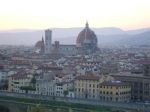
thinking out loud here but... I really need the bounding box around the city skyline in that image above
[0,0,150,30]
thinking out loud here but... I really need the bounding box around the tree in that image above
[27,104,46,112]
[20,86,36,94]
[68,108,73,112]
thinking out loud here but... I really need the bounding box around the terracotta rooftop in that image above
[100,80,130,86]
[11,73,29,80]
[76,74,101,81]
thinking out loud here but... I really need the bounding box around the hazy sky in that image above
[0,0,150,30]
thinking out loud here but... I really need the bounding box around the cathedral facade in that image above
[35,22,98,56]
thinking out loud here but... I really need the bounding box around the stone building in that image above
[74,74,113,99]
[8,73,33,93]
[99,81,131,102]
[111,73,150,101]
[111,62,150,102]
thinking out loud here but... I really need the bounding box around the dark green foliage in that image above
[0,105,9,112]
[20,86,36,93]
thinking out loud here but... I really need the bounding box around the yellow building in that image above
[99,81,131,102]
[74,74,113,99]
[8,73,33,93]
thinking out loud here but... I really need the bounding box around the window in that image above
[93,84,95,88]
[103,96,105,100]
[110,97,112,101]
[144,83,149,89]
[97,85,99,88]
[78,88,80,92]
[116,98,118,101]
[82,83,84,87]
[93,89,95,93]
[88,89,91,92]
[144,91,149,95]
[78,83,80,86]
[89,84,91,87]
[100,91,102,94]
[100,96,102,100]
[107,97,109,101]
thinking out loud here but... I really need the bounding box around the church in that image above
[35,22,98,56]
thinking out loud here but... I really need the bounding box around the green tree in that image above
[20,86,36,94]
[27,104,45,112]
[63,90,68,97]
[68,108,73,112]
[56,108,64,112]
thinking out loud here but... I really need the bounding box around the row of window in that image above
[77,83,99,88]
[100,91,131,95]
[77,94,96,98]
[99,96,130,101]
[100,85,130,89]
[76,88,98,93]
[39,91,54,96]
[36,87,54,91]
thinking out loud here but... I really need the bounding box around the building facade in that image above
[8,73,33,93]
[111,73,150,102]
[74,74,113,99]
[99,81,131,102]
[36,78,55,96]
[74,74,101,99]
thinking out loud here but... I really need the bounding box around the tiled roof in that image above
[100,80,130,86]
[11,73,29,80]
[76,74,100,81]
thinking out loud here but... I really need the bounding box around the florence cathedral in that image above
[35,22,99,55]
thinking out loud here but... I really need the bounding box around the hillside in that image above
[0,27,150,46]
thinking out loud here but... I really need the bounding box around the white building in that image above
[55,81,74,97]
[36,74,55,96]
[45,29,52,54]
[36,79,55,96]
[0,71,8,82]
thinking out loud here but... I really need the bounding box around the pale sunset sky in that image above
[0,0,150,30]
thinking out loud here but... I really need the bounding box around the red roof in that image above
[76,74,101,81]
[35,40,44,49]
[76,23,97,46]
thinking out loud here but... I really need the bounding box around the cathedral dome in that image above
[76,22,97,47]
[35,38,44,49]
[35,41,43,49]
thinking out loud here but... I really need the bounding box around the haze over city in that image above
[0,0,150,46]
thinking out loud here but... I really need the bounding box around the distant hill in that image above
[0,27,150,46]
[123,31,150,45]
[127,27,150,35]
[98,31,150,46]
